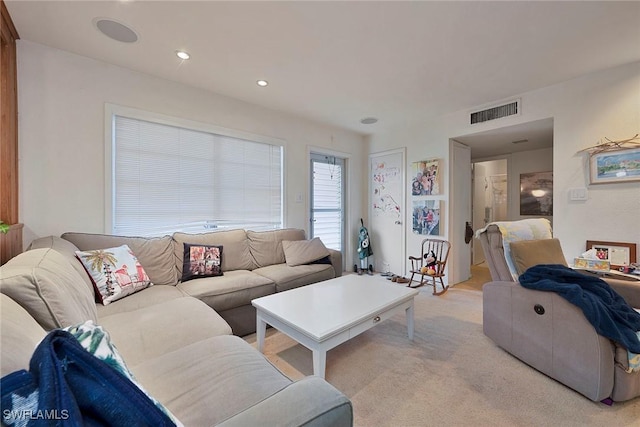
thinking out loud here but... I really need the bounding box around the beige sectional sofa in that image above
[0,228,351,426]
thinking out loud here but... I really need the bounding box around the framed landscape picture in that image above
[589,147,640,184]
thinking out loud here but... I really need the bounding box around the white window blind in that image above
[311,157,343,251]
[112,115,283,236]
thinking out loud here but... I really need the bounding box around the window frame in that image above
[104,104,286,235]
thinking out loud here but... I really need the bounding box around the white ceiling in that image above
[6,0,640,141]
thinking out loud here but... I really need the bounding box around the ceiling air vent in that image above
[470,100,520,125]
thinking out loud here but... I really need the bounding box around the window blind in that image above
[112,115,283,236]
[311,160,343,251]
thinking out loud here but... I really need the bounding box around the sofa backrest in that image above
[29,235,95,295]
[247,228,306,268]
[173,229,256,277]
[62,232,179,286]
[0,294,47,377]
[0,248,98,330]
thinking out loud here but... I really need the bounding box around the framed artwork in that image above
[586,240,637,269]
[411,159,441,196]
[589,147,640,184]
[519,171,553,216]
[412,200,442,236]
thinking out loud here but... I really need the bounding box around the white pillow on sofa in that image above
[282,238,330,267]
[76,245,152,305]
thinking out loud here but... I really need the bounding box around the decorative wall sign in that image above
[412,200,442,236]
[519,171,553,216]
[411,159,441,196]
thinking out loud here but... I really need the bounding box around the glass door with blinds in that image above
[310,153,345,252]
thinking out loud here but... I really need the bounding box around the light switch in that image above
[568,187,588,201]
[295,193,304,203]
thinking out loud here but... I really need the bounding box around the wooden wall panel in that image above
[0,0,20,264]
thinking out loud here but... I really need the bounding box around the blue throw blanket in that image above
[520,264,640,353]
[1,330,175,426]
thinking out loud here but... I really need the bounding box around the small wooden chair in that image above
[408,239,451,295]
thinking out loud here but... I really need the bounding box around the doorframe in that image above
[368,147,406,275]
[471,155,511,265]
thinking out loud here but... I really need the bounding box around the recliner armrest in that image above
[605,277,640,308]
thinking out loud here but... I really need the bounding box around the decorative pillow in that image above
[181,243,223,282]
[282,238,330,267]
[510,238,568,276]
[76,244,153,305]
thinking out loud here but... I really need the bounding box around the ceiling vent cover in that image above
[470,100,520,124]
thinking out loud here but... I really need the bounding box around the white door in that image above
[369,148,405,275]
[449,141,472,284]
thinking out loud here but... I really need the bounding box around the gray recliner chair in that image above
[477,222,640,402]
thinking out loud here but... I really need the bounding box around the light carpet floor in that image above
[245,277,640,426]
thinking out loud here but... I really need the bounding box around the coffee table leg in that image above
[312,349,327,379]
[256,312,266,353]
[406,302,415,340]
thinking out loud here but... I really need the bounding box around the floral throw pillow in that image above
[76,244,153,305]
[181,244,223,282]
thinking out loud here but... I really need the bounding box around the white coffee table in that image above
[252,274,419,378]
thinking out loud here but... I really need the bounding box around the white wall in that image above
[369,61,640,277]
[17,41,367,268]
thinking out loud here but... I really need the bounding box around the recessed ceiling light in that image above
[94,18,138,43]
[360,117,378,125]
[256,80,269,87]
[176,50,190,60]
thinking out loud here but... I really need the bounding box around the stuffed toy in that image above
[420,250,437,275]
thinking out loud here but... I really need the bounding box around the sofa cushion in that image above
[177,270,275,313]
[0,249,98,330]
[0,294,47,376]
[282,237,330,267]
[253,263,335,293]
[28,236,94,295]
[62,320,181,424]
[510,238,568,276]
[76,244,153,305]
[173,229,256,275]
[181,243,223,282]
[96,285,188,318]
[99,296,232,366]
[129,335,291,426]
[62,233,179,286]
[247,228,305,268]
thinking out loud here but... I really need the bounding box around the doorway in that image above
[472,158,508,264]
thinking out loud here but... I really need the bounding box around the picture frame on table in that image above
[589,147,640,184]
[586,240,637,269]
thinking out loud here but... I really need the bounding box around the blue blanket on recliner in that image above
[519,264,640,353]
